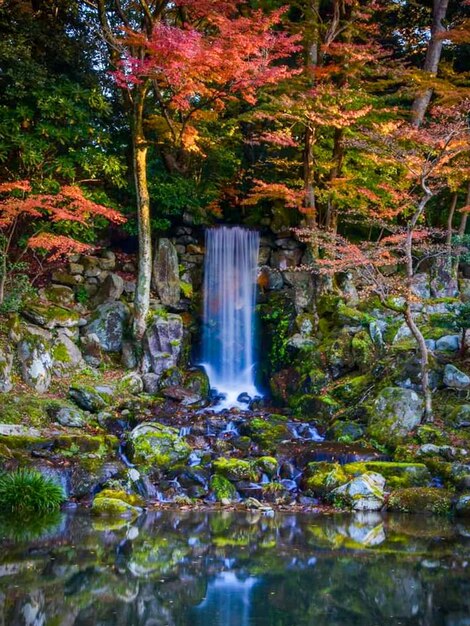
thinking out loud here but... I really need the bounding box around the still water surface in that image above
[0,510,470,625]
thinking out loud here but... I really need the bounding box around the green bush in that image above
[0,469,65,513]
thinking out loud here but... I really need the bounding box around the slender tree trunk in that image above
[404,186,433,421]
[411,0,449,128]
[132,88,152,341]
[458,181,470,236]
[446,192,458,246]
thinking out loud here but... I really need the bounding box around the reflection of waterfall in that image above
[192,572,258,626]
[201,227,261,408]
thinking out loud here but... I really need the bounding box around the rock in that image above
[83,301,130,353]
[69,385,111,413]
[331,472,385,511]
[417,443,457,461]
[258,266,284,291]
[342,461,431,489]
[129,422,191,471]
[0,346,13,393]
[455,494,470,517]
[117,372,143,395]
[271,248,302,269]
[368,387,423,445]
[369,320,384,347]
[92,495,141,519]
[142,312,183,376]
[69,262,84,275]
[22,302,81,329]
[17,326,53,392]
[213,457,259,482]
[161,385,201,406]
[80,333,102,367]
[40,285,75,306]
[459,278,470,302]
[183,368,210,401]
[52,271,84,286]
[327,420,364,442]
[152,238,180,306]
[211,474,238,502]
[338,272,359,305]
[142,373,160,394]
[52,333,84,373]
[443,364,470,389]
[447,405,470,429]
[92,273,124,305]
[287,333,316,349]
[121,340,138,369]
[436,335,460,352]
[411,273,430,299]
[393,323,412,343]
[387,487,452,515]
[53,406,86,428]
[283,271,315,311]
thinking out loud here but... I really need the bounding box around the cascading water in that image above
[201,226,261,409]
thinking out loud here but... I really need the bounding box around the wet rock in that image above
[17,325,53,392]
[368,387,423,445]
[83,301,130,353]
[129,422,191,471]
[0,345,13,393]
[304,462,349,497]
[152,238,180,306]
[92,492,142,519]
[331,472,385,511]
[161,386,201,406]
[93,273,124,305]
[142,312,183,376]
[444,364,470,389]
[213,457,260,482]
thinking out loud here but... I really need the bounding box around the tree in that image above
[87,0,299,340]
[0,180,125,309]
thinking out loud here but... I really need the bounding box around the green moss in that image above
[331,374,371,403]
[336,303,374,326]
[343,462,431,489]
[52,342,72,363]
[96,488,144,506]
[292,394,340,421]
[130,423,191,472]
[351,331,375,371]
[213,457,259,482]
[211,474,238,502]
[92,496,141,518]
[304,462,348,497]
[416,425,449,445]
[388,487,452,515]
[242,417,289,453]
[254,456,278,477]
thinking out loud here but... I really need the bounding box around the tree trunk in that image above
[132,88,152,341]
[458,181,470,236]
[446,192,458,246]
[411,0,449,128]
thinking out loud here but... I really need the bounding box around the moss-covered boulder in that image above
[304,462,349,497]
[183,368,210,401]
[17,325,53,393]
[240,416,289,453]
[52,333,84,373]
[92,492,142,519]
[129,422,191,472]
[343,462,431,490]
[387,487,452,515]
[254,456,278,477]
[368,387,423,446]
[213,458,259,482]
[326,420,364,442]
[69,384,113,413]
[446,405,470,429]
[211,474,238,503]
[351,331,376,372]
[330,472,385,511]
[83,301,130,353]
[22,302,81,329]
[117,372,144,395]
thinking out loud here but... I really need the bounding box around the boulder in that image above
[142,373,160,394]
[443,364,470,389]
[129,422,191,471]
[387,487,452,515]
[17,325,53,393]
[283,271,315,311]
[330,472,385,511]
[40,285,75,307]
[436,335,460,352]
[117,372,143,395]
[69,385,112,413]
[121,340,138,369]
[368,387,423,445]
[152,238,180,306]
[455,494,470,517]
[52,332,84,373]
[22,302,82,329]
[447,405,470,429]
[80,333,102,367]
[161,385,202,406]
[258,266,284,291]
[53,406,86,428]
[0,346,13,393]
[82,301,130,353]
[142,312,183,376]
[93,273,124,305]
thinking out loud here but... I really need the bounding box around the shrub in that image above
[0,469,65,514]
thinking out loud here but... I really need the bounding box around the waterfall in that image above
[202,226,261,408]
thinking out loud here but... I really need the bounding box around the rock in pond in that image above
[129,423,191,471]
[330,472,385,511]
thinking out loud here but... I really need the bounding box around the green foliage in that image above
[0,469,65,514]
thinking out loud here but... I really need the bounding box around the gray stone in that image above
[122,340,138,369]
[436,335,460,352]
[0,346,13,393]
[83,301,130,352]
[444,364,470,389]
[331,472,385,511]
[93,273,124,305]
[98,257,116,271]
[80,333,102,367]
[417,443,457,460]
[17,327,53,393]
[393,323,413,343]
[0,424,41,437]
[339,272,359,305]
[161,385,201,406]
[69,385,111,413]
[258,266,284,291]
[52,271,84,286]
[52,333,84,373]
[369,321,384,348]
[369,387,424,443]
[271,248,302,269]
[152,238,180,306]
[118,372,144,395]
[142,373,160,394]
[54,406,86,428]
[283,271,315,312]
[411,273,430,299]
[142,313,183,376]
[22,302,81,329]
[287,333,316,349]
[40,285,75,306]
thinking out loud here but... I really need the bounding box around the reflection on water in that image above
[0,510,470,625]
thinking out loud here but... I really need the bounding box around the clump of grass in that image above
[0,469,65,514]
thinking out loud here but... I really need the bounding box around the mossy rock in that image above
[92,496,141,519]
[96,488,144,507]
[211,474,238,502]
[213,458,259,482]
[240,416,289,453]
[292,394,340,422]
[326,420,365,443]
[336,303,374,327]
[416,424,449,445]
[351,331,376,372]
[343,462,431,489]
[69,384,113,413]
[330,374,371,404]
[22,302,81,329]
[368,387,423,447]
[254,456,278,477]
[304,462,349,497]
[387,487,452,515]
[129,422,191,472]
[183,368,210,400]
[455,494,470,517]
[446,405,470,429]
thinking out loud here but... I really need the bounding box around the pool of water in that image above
[0,510,470,625]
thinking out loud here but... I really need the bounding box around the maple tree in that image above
[0,180,125,308]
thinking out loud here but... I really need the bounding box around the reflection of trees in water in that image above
[1,511,470,626]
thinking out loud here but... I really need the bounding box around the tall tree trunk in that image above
[132,88,152,341]
[458,181,470,236]
[411,0,449,128]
